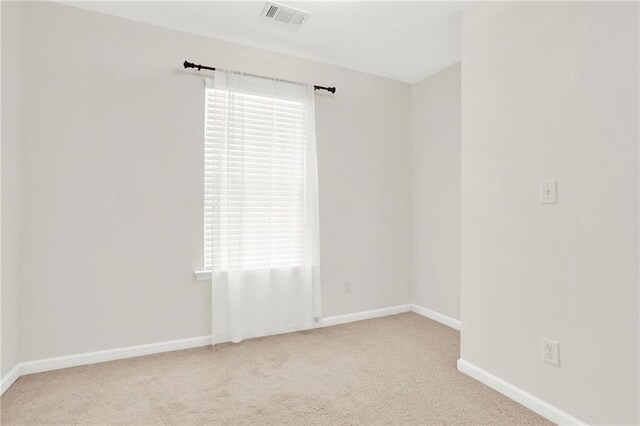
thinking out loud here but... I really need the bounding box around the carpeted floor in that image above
[1,313,551,425]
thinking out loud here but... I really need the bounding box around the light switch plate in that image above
[540,179,557,204]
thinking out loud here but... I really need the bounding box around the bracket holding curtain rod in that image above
[183,60,336,94]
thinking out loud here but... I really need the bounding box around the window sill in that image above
[193,270,211,281]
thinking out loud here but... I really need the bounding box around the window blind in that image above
[204,86,309,272]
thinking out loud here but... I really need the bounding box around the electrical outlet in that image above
[343,280,351,294]
[542,338,560,367]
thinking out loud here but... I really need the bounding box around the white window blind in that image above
[204,82,309,272]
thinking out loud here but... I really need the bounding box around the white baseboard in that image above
[1,304,416,395]
[20,335,212,376]
[319,304,413,327]
[0,307,589,426]
[1,363,21,395]
[411,304,461,330]
[457,359,586,425]
[1,335,211,395]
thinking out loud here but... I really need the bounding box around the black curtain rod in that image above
[183,60,336,94]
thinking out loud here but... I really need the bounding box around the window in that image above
[202,70,321,340]
[204,78,311,272]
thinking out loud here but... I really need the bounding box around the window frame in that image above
[197,85,310,276]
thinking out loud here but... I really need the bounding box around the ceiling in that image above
[60,1,467,84]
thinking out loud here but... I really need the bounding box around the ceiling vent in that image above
[260,2,310,26]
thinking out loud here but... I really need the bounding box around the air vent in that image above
[260,2,310,26]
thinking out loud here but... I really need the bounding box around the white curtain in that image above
[205,70,321,344]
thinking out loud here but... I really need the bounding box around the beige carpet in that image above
[1,313,551,425]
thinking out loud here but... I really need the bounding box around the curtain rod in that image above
[183,61,336,94]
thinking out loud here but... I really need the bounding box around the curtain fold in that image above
[206,70,321,344]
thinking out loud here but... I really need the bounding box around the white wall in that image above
[412,62,460,321]
[461,3,639,424]
[1,0,22,377]
[17,1,412,362]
